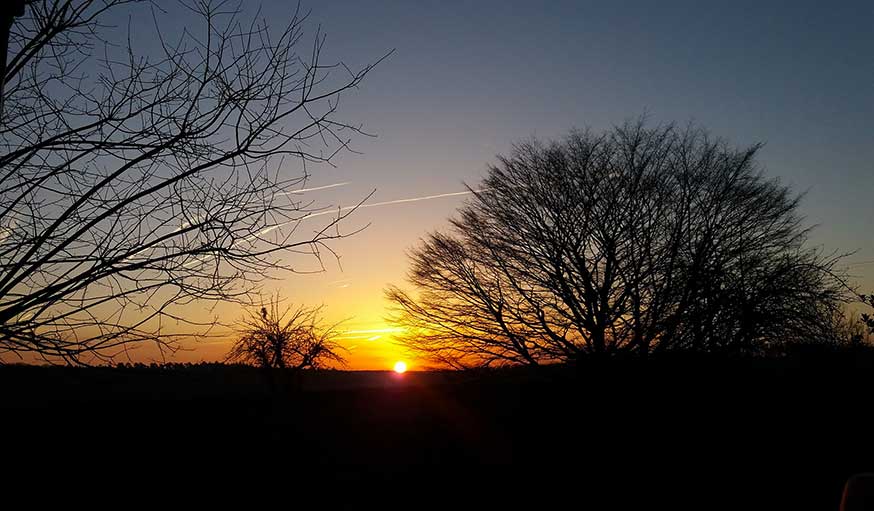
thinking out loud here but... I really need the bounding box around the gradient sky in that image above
[120,0,873,369]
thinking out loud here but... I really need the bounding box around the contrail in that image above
[181,187,487,267]
[302,188,485,219]
[849,260,874,267]
[279,182,350,195]
[358,189,480,207]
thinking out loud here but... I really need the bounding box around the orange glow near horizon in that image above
[1,186,479,370]
[103,186,476,369]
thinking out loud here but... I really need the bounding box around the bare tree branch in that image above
[0,0,391,363]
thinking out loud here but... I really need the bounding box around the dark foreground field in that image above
[1,354,872,508]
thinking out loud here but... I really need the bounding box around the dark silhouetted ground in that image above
[1,354,872,508]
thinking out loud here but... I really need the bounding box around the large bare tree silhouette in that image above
[388,122,850,368]
[0,1,389,362]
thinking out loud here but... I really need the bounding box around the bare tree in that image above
[0,1,390,363]
[226,298,344,370]
[387,121,850,367]
[859,294,874,335]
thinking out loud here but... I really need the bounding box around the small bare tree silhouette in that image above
[226,298,345,370]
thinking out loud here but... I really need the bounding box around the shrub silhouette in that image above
[226,299,345,370]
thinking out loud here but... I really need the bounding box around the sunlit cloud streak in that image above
[342,328,404,335]
[335,327,405,341]
[848,260,874,267]
[336,335,377,341]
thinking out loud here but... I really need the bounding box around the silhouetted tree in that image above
[387,121,850,367]
[859,294,874,335]
[226,299,344,370]
[0,1,389,363]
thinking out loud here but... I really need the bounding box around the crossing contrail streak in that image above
[279,182,350,195]
[180,187,490,267]
[301,189,484,219]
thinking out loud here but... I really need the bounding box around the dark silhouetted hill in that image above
[1,352,872,508]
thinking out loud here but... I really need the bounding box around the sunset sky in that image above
[118,0,873,369]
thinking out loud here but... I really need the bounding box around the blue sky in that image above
[113,1,874,365]
[292,3,874,276]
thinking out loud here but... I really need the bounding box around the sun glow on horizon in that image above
[393,361,407,373]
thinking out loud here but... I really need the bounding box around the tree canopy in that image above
[388,122,850,368]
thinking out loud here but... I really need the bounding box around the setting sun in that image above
[393,361,407,373]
